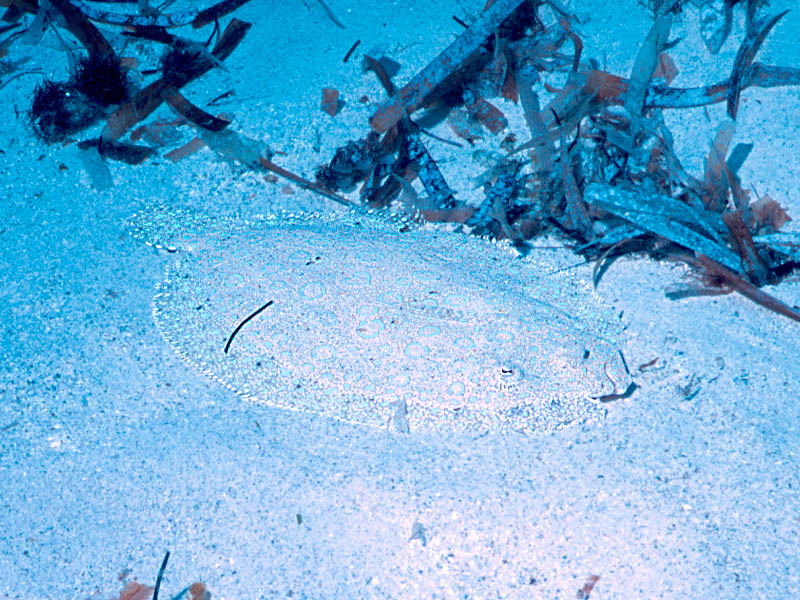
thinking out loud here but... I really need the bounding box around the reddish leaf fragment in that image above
[584,70,628,102]
[653,52,678,84]
[500,132,516,152]
[646,144,663,174]
[164,136,206,162]
[321,87,341,117]
[189,581,211,600]
[362,54,396,95]
[493,42,519,102]
[463,89,507,134]
[501,62,518,102]
[750,194,791,232]
[683,254,800,324]
[116,581,154,600]
[162,87,231,131]
[702,119,734,212]
[638,357,659,372]
[596,382,638,403]
[721,210,769,284]
[120,56,140,70]
[706,134,735,209]
[576,574,600,599]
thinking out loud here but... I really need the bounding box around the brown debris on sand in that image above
[310,0,800,324]
[9,0,800,323]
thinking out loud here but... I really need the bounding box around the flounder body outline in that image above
[133,208,630,434]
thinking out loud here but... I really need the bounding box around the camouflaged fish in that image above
[127,205,632,434]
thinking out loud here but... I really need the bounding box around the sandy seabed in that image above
[1,0,799,598]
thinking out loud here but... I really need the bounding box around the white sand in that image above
[1,0,798,598]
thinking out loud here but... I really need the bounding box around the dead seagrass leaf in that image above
[127,204,631,434]
[116,581,154,600]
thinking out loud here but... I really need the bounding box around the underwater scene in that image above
[1,0,799,597]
